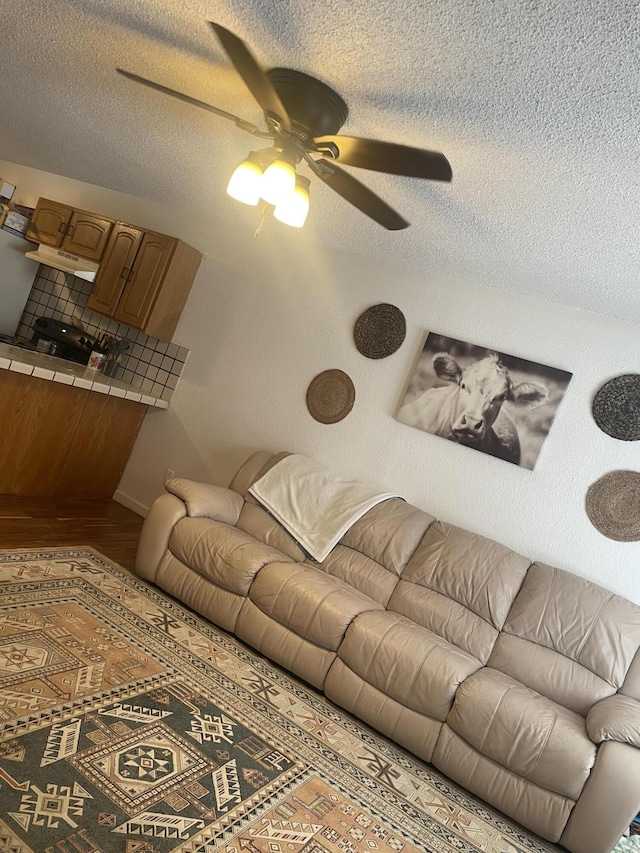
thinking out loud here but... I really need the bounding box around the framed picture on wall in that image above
[397,332,573,469]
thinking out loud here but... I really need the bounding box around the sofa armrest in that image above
[136,493,187,583]
[165,478,243,524]
[586,694,640,748]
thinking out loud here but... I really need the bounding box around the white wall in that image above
[4,160,639,604]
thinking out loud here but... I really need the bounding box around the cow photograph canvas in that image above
[397,333,572,469]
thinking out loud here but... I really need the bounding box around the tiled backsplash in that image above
[17,266,189,401]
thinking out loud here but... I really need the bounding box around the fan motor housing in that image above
[266,68,349,141]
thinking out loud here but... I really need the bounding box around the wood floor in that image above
[0,495,144,571]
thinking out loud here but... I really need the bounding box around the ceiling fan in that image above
[117,22,452,230]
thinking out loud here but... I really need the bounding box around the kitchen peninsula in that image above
[0,341,169,407]
[0,342,165,499]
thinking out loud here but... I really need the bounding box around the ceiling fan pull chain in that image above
[254,203,272,239]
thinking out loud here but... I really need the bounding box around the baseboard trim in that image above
[113,490,149,517]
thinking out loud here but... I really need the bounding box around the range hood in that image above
[25,244,100,282]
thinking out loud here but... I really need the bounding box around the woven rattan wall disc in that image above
[353,303,406,359]
[592,375,640,441]
[586,470,640,541]
[306,369,355,424]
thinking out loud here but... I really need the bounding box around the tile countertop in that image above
[0,343,169,409]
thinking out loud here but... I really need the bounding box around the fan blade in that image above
[209,22,291,133]
[309,159,409,230]
[116,69,265,134]
[314,136,452,181]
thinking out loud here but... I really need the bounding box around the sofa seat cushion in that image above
[169,517,292,597]
[248,562,384,651]
[447,668,597,800]
[337,610,483,721]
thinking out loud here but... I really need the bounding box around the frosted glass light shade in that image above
[226,159,263,205]
[260,159,296,206]
[274,177,310,228]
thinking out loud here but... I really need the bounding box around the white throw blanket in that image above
[248,454,403,562]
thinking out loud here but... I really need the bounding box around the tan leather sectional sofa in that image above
[136,451,640,853]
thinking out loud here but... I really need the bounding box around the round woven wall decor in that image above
[353,303,406,359]
[592,374,640,441]
[586,470,640,542]
[306,369,355,424]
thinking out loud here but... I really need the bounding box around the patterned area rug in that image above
[0,548,558,853]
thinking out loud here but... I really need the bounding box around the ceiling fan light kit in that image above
[274,175,310,228]
[226,152,265,205]
[227,149,309,226]
[117,21,452,231]
[259,154,297,206]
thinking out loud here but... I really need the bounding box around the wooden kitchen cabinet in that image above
[0,370,147,499]
[26,197,114,261]
[26,198,73,247]
[27,197,202,340]
[0,370,86,496]
[61,209,114,261]
[57,389,147,498]
[85,223,144,317]
[87,225,202,340]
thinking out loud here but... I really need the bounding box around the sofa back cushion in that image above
[236,499,307,562]
[232,451,307,561]
[340,500,435,575]
[623,651,640,700]
[299,500,433,605]
[389,521,531,663]
[489,563,640,715]
[228,450,287,497]
[305,547,397,607]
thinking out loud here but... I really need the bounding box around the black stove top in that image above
[32,317,96,365]
[1,319,96,365]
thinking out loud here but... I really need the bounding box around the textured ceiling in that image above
[2,0,639,323]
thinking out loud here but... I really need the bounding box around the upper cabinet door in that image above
[113,232,176,330]
[85,223,144,317]
[26,199,73,247]
[61,210,114,261]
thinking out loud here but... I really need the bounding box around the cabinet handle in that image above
[58,221,66,233]
[121,266,135,282]
[66,224,75,237]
